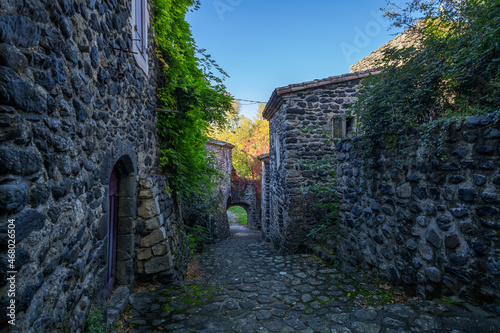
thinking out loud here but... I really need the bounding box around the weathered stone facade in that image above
[262,72,373,252]
[0,0,188,331]
[258,153,270,240]
[205,139,234,241]
[229,169,260,230]
[335,114,500,309]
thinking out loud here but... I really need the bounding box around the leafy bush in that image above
[85,309,109,333]
[185,224,208,254]
[354,0,500,139]
[298,158,339,241]
[154,0,235,197]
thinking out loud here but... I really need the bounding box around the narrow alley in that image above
[126,227,500,333]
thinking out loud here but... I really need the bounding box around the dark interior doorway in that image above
[106,167,119,297]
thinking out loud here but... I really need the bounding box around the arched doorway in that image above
[227,204,248,227]
[105,155,136,298]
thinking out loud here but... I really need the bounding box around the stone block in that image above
[139,229,164,248]
[116,234,134,261]
[0,147,42,175]
[144,216,161,230]
[0,16,41,47]
[138,190,153,199]
[137,199,158,219]
[0,43,28,71]
[445,234,460,249]
[466,116,491,128]
[118,198,136,218]
[116,259,134,286]
[9,209,46,242]
[0,182,29,213]
[418,243,434,261]
[425,267,442,283]
[144,253,173,275]
[396,184,411,198]
[425,229,442,248]
[481,192,499,203]
[458,188,478,202]
[152,243,168,256]
[137,248,152,261]
[117,217,134,235]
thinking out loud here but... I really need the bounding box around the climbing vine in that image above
[153,0,235,197]
[298,157,339,242]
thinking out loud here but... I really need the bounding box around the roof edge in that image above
[257,153,270,162]
[206,139,235,149]
[262,70,379,121]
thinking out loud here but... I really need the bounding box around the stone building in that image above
[228,168,261,230]
[258,153,270,240]
[261,71,375,252]
[0,0,189,331]
[204,139,234,242]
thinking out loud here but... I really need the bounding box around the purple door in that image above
[106,168,119,297]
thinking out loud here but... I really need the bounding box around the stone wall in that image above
[258,153,271,241]
[229,169,260,230]
[264,73,370,253]
[336,114,500,309]
[0,0,188,331]
[205,140,233,241]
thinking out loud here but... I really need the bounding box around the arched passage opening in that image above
[227,203,249,227]
[106,155,136,297]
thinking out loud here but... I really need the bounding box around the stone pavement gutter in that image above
[124,227,500,332]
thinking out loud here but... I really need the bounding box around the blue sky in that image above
[186,0,402,118]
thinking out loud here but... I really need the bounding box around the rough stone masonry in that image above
[336,114,500,313]
[0,0,189,331]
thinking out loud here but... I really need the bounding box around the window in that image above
[345,116,355,137]
[332,116,356,139]
[131,0,148,75]
[333,117,343,139]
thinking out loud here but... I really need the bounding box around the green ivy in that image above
[354,0,500,143]
[153,0,234,197]
[298,158,339,241]
[84,309,110,333]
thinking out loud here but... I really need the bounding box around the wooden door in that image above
[106,168,119,297]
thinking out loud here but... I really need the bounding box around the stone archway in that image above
[228,180,260,230]
[109,155,136,290]
[227,202,251,226]
[102,150,138,324]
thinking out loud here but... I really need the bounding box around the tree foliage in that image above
[153,0,235,197]
[211,103,269,179]
[354,0,500,139]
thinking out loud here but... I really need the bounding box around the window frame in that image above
[131,0,149,75]
[332,115,356,139]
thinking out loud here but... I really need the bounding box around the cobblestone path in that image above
[127,227,500,333]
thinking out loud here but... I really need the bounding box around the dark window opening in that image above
[346,116,355,137]
[332,116,356,139]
